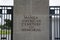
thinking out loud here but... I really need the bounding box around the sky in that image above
[49,0,60,6]
[0,0,60,6]
[0,0,14,6]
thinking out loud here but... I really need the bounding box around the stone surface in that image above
[13,0,49,40]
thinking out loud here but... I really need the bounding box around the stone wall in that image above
[13,0,49,40]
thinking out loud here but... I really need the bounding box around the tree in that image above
[0,25,3,28]
[4,19,12,29]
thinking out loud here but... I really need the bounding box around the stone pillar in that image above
[13,0,49,40]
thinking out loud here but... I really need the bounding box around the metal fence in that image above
[0,6,13,40]
[49,6,60,40]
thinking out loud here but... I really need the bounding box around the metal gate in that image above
[0,6,13,40]
[49,6,60,40]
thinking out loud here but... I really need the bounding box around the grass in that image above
[0,29,11,35]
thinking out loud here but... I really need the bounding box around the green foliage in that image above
[0,30,11,34]
[0,25,3,28]
[0,19,12,30]
[4,19,12,29]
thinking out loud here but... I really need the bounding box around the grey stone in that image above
[13,0,49,40]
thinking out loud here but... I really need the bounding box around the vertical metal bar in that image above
[52,15,55,40]
[1,7,2,40]
[58,10,59,40]
[55,9,58,40]
[3,7,5,40]
[6,7,8,40]
[11,7,13,40]
[55,16,57,40]
[8,14,10,40]
[59,8,60,39]
[54,15,55,40]
[3,7,4,40]
[58,16,59,40]
[6,7,7,40]
[49,16,52,40]
[55,16,59,40]
[54,7,55,40]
